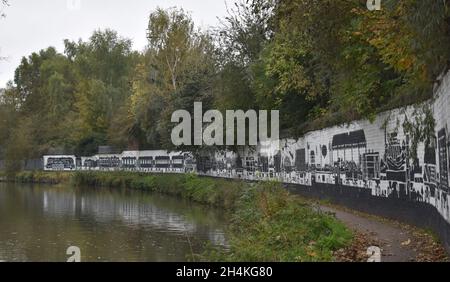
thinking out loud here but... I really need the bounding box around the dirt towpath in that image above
[314,204,448,262]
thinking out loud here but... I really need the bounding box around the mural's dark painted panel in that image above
[439,128,449,192]
[274,152,281,173]
[332,129,366,149]
[295,149,306,171]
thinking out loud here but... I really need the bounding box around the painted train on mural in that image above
[44,72,450,224]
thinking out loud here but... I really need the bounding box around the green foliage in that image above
[247,0,448,134]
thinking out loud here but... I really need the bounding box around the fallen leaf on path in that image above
[401,239,411,246]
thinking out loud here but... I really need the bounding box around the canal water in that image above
[0,183,228,262]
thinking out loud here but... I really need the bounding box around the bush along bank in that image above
[5,171,74,184]
[72,171,353,261]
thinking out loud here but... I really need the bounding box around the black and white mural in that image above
[44,71,450,226]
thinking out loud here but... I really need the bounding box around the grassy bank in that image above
[73,171,242,209]
[5,170,353,261]
[204,182,352,262]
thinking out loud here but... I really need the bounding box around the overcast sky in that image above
[0,0,232,88]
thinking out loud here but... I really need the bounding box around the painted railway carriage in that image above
[46,150,188,172]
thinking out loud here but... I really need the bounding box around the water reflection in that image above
[0,183,228,262]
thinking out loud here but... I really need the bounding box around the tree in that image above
[65,29,139,152]
[0,83,20,157]
[147,8,189,91]
[211,0,277,120]
[126,7,216,149]
[4,117,35,176]
[216,0,276,66]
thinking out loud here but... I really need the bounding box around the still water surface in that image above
[0,183,228,262]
